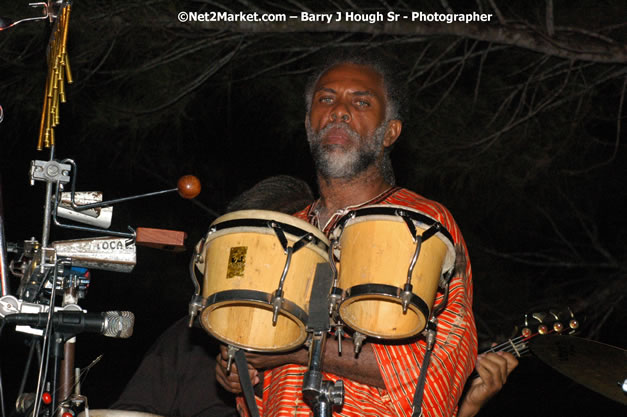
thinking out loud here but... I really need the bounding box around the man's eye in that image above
[355,100,370,107]
[319,97,334,104]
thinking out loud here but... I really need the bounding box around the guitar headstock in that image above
[482,306,581,358]
[517,306,580,339]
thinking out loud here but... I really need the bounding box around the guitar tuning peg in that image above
[538,324,549,335]
[548,309,560,321]
[553,322,564,333]
[521,327,532,338]
[569,319,580,330]
[532,312,547,323]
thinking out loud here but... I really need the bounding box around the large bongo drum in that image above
[196,210,330,352]
[330,205,456,339]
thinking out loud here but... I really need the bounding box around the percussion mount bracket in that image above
[303,262,344,417]
[187,243,206,327]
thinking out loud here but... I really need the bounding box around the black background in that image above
[1,1,626,416]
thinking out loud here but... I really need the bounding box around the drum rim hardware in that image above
[202,290,309,352]
[341,283,431,339]
[207,217,329,254]
[331,205,455,248]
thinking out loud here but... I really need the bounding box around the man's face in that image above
[306,63,398,180]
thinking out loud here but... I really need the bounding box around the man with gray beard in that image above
[306,120,390,184]
[216,52,516,417]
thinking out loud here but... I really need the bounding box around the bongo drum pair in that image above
[193,205,456,352]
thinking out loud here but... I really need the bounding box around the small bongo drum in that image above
[330,205,456,339]
[195,210,330,352]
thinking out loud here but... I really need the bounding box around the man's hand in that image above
[457,351,518,417]
[245,348,307,370]
[215,339,385,393]
[215,345,307,393]
[215,345,260,394]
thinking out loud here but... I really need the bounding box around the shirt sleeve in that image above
[372,237,478,417]
[111,317,238,417]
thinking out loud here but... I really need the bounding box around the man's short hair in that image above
[226,175,314,214]
[304,50,407,122]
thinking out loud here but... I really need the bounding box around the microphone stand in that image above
[302,332,344,417]
[301,263,344,417]
[58,274,80,417]
[0,174,11,297]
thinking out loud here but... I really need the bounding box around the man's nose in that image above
[330,103,351,123]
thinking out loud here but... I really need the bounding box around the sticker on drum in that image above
[196,210,330,352]
[331,205,456,339]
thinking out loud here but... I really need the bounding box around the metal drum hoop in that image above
[203,289,310,352]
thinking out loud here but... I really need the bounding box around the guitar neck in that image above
[468,308,579,380]
[480,335,532,358]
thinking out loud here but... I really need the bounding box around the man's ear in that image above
[383,119,402,147]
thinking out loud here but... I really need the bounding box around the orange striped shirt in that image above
[237,187,477,417]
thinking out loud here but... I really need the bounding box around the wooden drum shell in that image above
[197,210,329,352]
[334,207,455,339]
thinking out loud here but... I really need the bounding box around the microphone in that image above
[3,310,135,338]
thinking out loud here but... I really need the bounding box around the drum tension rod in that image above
[399,213,443,314]
[327,240,345,355]
[268,221,315,326]
[352,332,367,355]
[225,345,239,375]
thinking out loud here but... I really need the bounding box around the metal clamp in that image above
[30,160,71,185]
[187,242,206,327]
[302,331,345,417]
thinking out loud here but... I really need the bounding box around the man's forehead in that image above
[314,63,385,96]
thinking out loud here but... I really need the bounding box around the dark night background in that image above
[1,1,626,416]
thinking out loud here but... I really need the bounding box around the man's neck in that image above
[316,167,393,226]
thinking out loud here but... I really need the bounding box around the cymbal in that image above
[530,335,627,406]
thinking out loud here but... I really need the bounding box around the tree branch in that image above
[180,19,627,64]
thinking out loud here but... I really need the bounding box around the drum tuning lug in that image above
[328,290,342,317]
[352,332,366,355]
[226,345,238,375]
[401,284,413,314]
[335,325,344,354]
[271,291,284,326]
[187,294,206,327]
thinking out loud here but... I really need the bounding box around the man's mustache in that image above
[315,122,361,141]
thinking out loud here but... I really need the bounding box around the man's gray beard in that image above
[306,122,388,181]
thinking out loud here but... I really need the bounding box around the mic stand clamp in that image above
[302,331,344,417]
